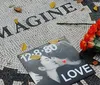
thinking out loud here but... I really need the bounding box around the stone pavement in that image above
[0,0,100,85]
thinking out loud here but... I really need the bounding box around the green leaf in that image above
[94,38,100,51]
[9,5,15,8]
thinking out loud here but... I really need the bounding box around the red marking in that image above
[62,60,66,64]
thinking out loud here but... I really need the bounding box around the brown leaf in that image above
[76,0,83,3]
[14,7,22,13]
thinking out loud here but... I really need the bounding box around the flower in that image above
[80,39,95,51]
[88,24,97,35]
[80,40,87,51]
[84,33,89,42]
[84,33,95,42]
[80,19,100,51]
[87,42,95,48]
[89,34,95,41]
[96,30,100,37]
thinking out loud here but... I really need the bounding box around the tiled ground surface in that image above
[0,0,100,85]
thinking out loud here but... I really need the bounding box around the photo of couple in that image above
[18,38,94,85]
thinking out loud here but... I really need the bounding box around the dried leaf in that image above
[14,7,22,13]
[81,8,85,11]
[30,55,41,60]
[50,2,56,8]
[21,43,27,51]
[76,0,83,3]
[14,19,18,24]
[9,5,15,8]
[93,5,98,12]
[48,39,59,44]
